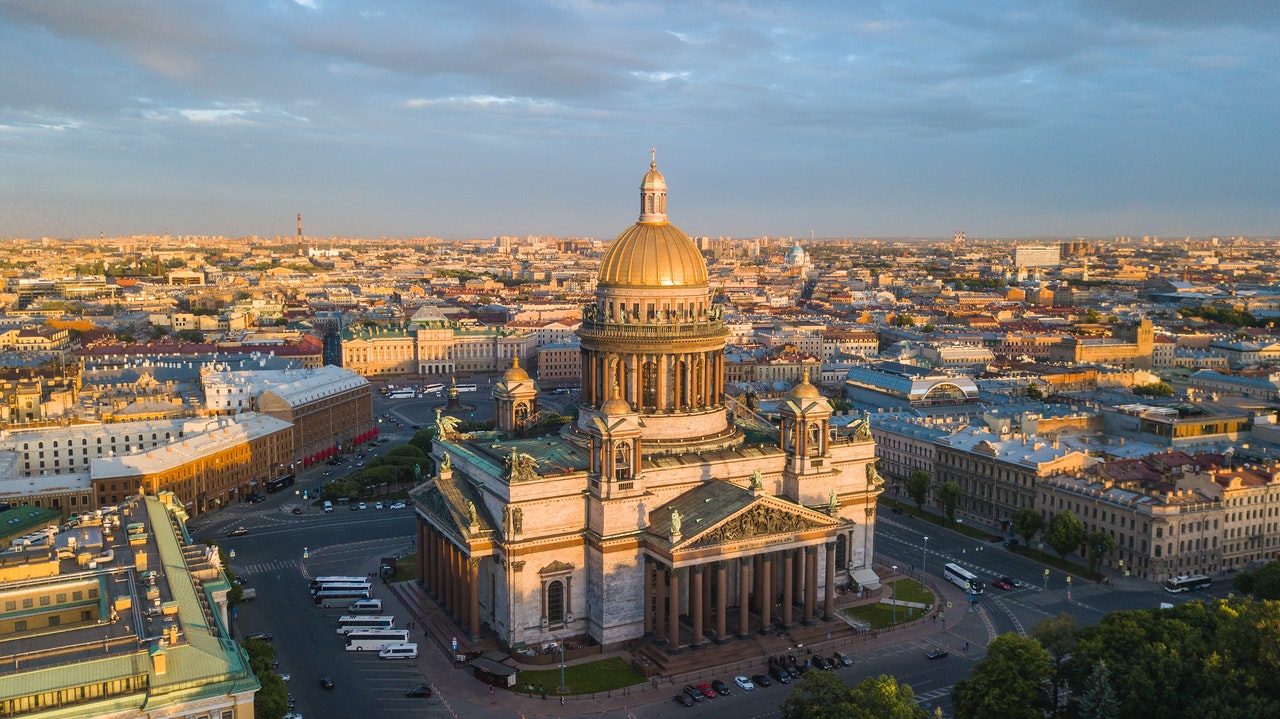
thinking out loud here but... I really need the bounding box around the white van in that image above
[378,642,418,660]
[323,501,334,513]
[347,598,383,614]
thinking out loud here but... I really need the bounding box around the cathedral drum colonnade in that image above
[412,156,883,652]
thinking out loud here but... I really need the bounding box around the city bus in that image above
[345,628,410,651]
[311,576,365,589]
[335,615,396,635]
[943,563,984,594]
[265,474,296,493]
[314,588,373,607]
[1165,574,1211,593]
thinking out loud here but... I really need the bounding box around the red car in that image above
[991,578,1013,590]
[697,683,717,699]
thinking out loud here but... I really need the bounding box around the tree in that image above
[1086,530,1117,573]
[1012,508,1044,548]
[906,470,931,510]
[1075,660,1120,719]
[243,638,288,719]
[952,634,1052,719]
[782,671,928,719]
[1132,382,1175,398]
[1043,512,1086,559]
[1233,558,1280,599]
[892,314,916,327]
[1025,383,1045,401]
[937,482,961,523]
[1031,613,1078,719]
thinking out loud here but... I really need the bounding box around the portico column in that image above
[423,528,434,595]
[442,543,454,614]
[655,563,667,643]
[737,558,751,638]
[794,543,805,607]
[715,561,728,642]
[824,542,837,621]
[804,546,818,624]
[658,355,669,412]
[782,549,795,627]
[690,566,704,648]
[667,568,681,652]
[453,547,465,623]
[437,534,447,603]
[468,557,481,638]
[753,555,763,611]
[643,559,654,634]
[417,523,427,590]
[759,553,773,634]
[702,564,713,631]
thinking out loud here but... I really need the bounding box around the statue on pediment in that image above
[670,508,682,536]
[866,460,883,488]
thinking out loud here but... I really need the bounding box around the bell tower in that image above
[584,387,644,502]
[493,357,538,435]
[778,371,834,506]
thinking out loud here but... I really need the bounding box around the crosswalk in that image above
[1006,581,1106,610]
[239,558,299,576]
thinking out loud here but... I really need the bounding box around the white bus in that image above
[311,576,365,589]
[314,588,373,606]
[456,383,478,393]
[388,390,415,399]
[311,581,372,594]
[345,628,410,651]
[943,563,984,594]
[1165,574,1211,593]
[335,615,396,635]
[423,383,444,393]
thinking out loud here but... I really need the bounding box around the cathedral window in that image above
[546,580,566,625]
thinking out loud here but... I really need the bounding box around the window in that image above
[546,580,565,625]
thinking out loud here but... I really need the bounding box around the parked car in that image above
[697,683,716,699]
[245,632,273,642]
[405,686,432,698]
[319,676,335,689]
[926,648,949,660]
[833,651,853,667]
[734,676,755,691]
[682,685,703,703]
[769,666,792,684]
[357,502,367,510]
[279,673,292,682]
[389,501,406,510]
[374,501,383,510]
[673,693,694,707]
[226,527,249,537]
[711,679,730,696]
[989,535,1004,542]
[750,674,772,688]
[291,507,303,515]
[1000,576,1019,588]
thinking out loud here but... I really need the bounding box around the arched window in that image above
[835,534,848,569]
[546,580,565,625]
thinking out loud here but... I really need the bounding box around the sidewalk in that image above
[376,565,976,716]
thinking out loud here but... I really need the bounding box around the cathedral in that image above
[411,159,882,652]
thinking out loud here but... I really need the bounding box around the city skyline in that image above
[2,1,1278,240]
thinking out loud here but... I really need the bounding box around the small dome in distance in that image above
[501,356,529,382]
[789,370,821,399]
[600,385,633,415]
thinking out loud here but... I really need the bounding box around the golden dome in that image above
[790,370,821,399]
[600,385,633,415]
[598,221,708,288]
[501,356,529,381]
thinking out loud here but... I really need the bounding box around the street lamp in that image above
[922,536,928,584]
[559,642,566,694]
[891,565,898,625]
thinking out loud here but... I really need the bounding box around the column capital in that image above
[468,557,482,568]
[738,556,753,568]
[690,564,704,576]
[824,541,837,552]
[511,560,525,573]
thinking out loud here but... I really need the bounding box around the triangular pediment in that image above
[677,495,839,550]
[538,560,574,575]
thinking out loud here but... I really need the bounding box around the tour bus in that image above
[311,576,365,589]
[943,563,984,594]
[456,383,478,393]
[335,615,396,635]
[314,588,373,607]
[312,578,373,591]
[1165,574,1212,593]
[345,628,410,651]
[423,383,444,394]
[388,389,415,399]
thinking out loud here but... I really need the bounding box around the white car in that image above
[357,502,367,510]
[374,501,383,510]
[284,714,303,719]
[280,673,292,682]
[734,675,755,691]
[389,501,406,510]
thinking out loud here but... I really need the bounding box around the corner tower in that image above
[576,154,739,453]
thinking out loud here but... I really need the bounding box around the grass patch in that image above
[1010,546,1102,582]
[885,577,934,605]
[843,602,928,629]
[394,553,419,582]
[510,657,646,695]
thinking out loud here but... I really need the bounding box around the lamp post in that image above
[559,642,566,695]
[922,536,929,584]
[891,565,898,625]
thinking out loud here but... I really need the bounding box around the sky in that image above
[1,1,1278,241]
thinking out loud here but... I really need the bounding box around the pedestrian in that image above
[489,685,494,695]
[560,696,565,706]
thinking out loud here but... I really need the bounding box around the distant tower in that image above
[297,213,306,256]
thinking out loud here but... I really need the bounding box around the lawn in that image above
[884,577,933,605]
[394,553,419,582]
[842,577,935,630]
[510,657,646,695]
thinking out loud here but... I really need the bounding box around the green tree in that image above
[937,481,961,523]
[1131,382,1175,398]
[846,674,930,719]
[782,671,928,719]
[175,329,204,343]
[243,638,288,719]
[1086,530,1117,573]
[1012,508,1044,548]
[1031,613,1077,719]
[892,314,916,327]
[906,470,931,510]
[1026,383,1045,401]
[1233,558,1280,599]
[149,325,168,340]
[1076,660,1120,719]
[1043,512,1086,559]
[409,427,435,455]
[952,634,1052,719]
